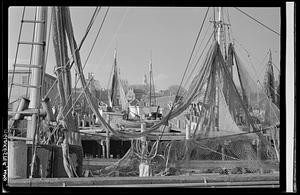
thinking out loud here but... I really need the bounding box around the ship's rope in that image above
[60,77,93,121]
[52,7,78,177]
[232,48,280,124]
[183,21,214,86]
[189,15,212,71]
[218,48,274,148]
[59,8,215,145]
[43,6,213,141]
[234,7,280,36]
[47,7,109,118]
[183,30,214,90]
[179,7,210,94]
[43,7,101,100]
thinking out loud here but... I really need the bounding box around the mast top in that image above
[114,48,117,61]
[268,49,272,63]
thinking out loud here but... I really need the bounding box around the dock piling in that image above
[106,114,110,159]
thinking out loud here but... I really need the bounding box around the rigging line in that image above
[61,78,93,121]
[180,7,210,89]
[191,140,240,160]
[183,30,214,89]
[190,15,212,67]
[234,39,272,83]
[45,7,101,101]
[58,7,110,119]
[74,39,211,138]
[258,80,280,98]
[60,7,110,111]
[185,33,214,93]
[8,97,21,105]
[8,6,26,101]
[238,46,280,98]
[271,62,280,73]
[194,123,279,144]
[98,7,130,68]
[256,52,270,79]
[185,18,212,86]
[255,96,280,125]
[77,7,101,51]
[43,7,101,100]
[234,46,280,119]
[174,7,209,98]
[234,38,264,66]
[82,7,110,71]
[158,43,214,142]
[234,7,280,36]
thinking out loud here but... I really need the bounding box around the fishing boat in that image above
[102,48,162,129]
[7,6,280,187]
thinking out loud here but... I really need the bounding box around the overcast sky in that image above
[8,6,280,91]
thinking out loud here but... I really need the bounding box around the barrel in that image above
[8,140,28,179]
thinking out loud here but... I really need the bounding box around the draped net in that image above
[90,42,279,177]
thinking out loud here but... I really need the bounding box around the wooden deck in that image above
[7,173,279,187]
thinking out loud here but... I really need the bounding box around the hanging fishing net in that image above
[90,42,279,177]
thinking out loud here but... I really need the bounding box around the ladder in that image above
[8,7,48,137]
[8,7,46,104]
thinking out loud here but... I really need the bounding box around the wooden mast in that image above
[149,51,157,107]
[217,7,222,46]
[216,7,222,129]
[149,52,152,107]
[27,6,48,178]
[26,7,48,144]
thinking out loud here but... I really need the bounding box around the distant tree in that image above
[127,84,147,101]
[129,84,148,92]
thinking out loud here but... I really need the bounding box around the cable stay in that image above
[234,7,280,36]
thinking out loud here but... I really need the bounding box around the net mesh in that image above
[92,42,279,177]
